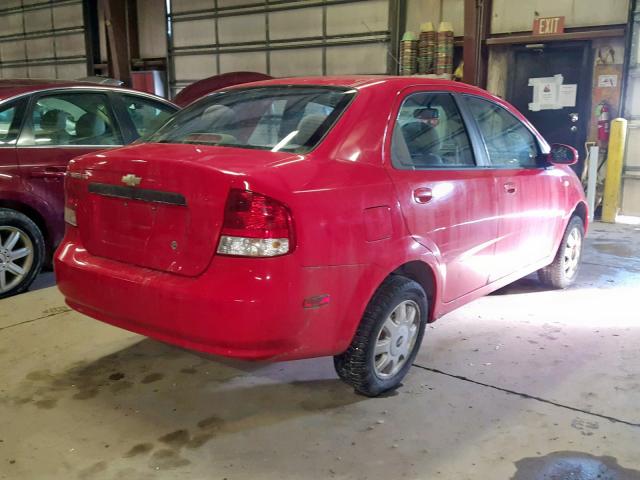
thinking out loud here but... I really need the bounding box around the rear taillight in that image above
[64,171,86,227]
[217,189,294,257]
[64,206,77,226]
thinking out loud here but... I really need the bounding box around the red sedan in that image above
[55,76,587,396]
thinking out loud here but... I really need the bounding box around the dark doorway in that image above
[507,42,592,176]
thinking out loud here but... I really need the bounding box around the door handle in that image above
[503,182,517,194]
[413,187,433,204]
[30,168,66,179]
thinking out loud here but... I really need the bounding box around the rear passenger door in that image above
[0,99,27,205]
[385,89,499,303]
[461,95,566,281]
[16,91,124,247]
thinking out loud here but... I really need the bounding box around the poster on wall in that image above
[597,74,618,88]
[588,64,623,142]
[558,84,577,107]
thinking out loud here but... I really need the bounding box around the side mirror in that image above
[548,143,578,165]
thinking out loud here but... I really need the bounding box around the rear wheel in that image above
[334,276,428,397]
[0,209,45,299]
[538,215,584,289]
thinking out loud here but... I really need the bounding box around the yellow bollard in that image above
[602,118,628,223]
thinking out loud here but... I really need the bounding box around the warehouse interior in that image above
[1,1,640,479]
[2,0,637,212]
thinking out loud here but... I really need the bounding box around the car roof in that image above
[0,79,176,105]
[222,75,489,95]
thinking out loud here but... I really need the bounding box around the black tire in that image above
[538,215,584,289]
[333,275,428,397]
[0,208,45,299]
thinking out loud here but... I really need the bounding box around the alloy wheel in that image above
[374,300,420,378]
[563,227,582,279]
[0,226,34,294]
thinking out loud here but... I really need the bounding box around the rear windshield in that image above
[147,86,355,153]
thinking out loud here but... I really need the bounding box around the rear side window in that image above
[147,87,355,154]
[0,100,25,146]
[120,94,175,139]
[465,96,540,168]
[392,92,475,169]
[23,93,122,146]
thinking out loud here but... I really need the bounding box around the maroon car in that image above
[0,80,177,298]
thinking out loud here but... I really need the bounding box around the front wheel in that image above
[334,276,428,397]
[538,215,584,289]
[0,209,45,299]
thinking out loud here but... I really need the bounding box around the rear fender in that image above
[333,238,442,353]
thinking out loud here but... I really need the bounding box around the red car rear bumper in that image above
[55,233,368,361]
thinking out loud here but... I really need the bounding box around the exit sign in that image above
[533,16,565,35]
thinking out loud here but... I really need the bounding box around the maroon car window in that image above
[23,93,122,147]
[120,94,175,139]
[0,100,26,146]
[392,92,475,169]
[147,87,355,153]
[465,96,540,168]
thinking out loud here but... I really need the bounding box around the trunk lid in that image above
[73,143,296,276]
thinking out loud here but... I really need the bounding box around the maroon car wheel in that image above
[0,209,45,298]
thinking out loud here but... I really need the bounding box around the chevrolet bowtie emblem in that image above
[121,174,142,187]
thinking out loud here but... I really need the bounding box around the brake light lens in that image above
[217,189,294,257]
[64,206,77,226]
[64,171,85,227]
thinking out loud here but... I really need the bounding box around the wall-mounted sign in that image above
[532,16,565,36]
[528,75,563,111]
[598,74,618,88]
[528,74,577,111]
[558,84,577,107]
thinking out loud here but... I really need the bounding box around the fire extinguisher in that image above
[597,101,610,143]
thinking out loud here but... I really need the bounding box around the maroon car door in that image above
[385,90,499,303]
[463,95,567,281]
[16,91,124,247]
[0,99,27,203]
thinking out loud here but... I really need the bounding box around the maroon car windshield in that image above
[147,86,355,153]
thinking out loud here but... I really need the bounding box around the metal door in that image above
[507,42,592,176]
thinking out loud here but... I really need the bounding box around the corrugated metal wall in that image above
[167,0,393,98]
[0,0,88,80]
[138,0,168,59]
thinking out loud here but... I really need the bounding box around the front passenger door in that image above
[17,91,124,247]
[463,95,566,281]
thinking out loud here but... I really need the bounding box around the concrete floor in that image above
[1,221,639,480]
